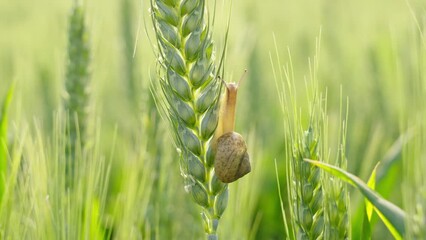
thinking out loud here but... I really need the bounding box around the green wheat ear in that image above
[291,127,325,239]
[150,0,227,238]
[64,3,91,181]
[323,133,350,239]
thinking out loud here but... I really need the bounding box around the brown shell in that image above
[214,132,251,183]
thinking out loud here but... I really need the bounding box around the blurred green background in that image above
[1,0,425,239]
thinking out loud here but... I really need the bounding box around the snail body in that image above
[213,73,251,183]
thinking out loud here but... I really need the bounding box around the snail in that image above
[213,71,251,183]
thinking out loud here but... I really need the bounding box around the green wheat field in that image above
[0,0,425,239]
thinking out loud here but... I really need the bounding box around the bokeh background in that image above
[1,0,425,239]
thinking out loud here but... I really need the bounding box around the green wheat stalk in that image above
[322,95,350,240]
[401,6,426,238]
[150,0,228,238]
[64,3,91,182]
[121,0,139,108]
[275,41,325,240]
[290,127,324,239]
[274,34,350,239]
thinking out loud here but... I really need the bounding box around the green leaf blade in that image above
[304,159,406,237]
[366,162,379,221]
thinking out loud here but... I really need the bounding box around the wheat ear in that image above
[150,0,228,238]
[291,127,324,239]
[64,4,91,182]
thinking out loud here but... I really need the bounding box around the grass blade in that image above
[274,159,290,239]
[0,82,15,201]
[365,162,403,240]
[374,203,403,240]
[366,162,379,221]
[304,159,406,237]
[361,162,379,240]
[361,210,372,240]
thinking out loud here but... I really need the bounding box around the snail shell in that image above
[214,131,251,183]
